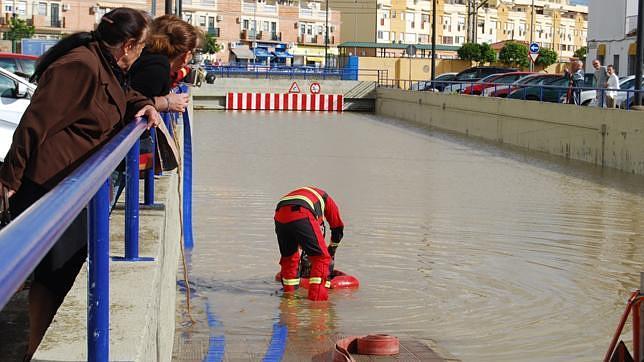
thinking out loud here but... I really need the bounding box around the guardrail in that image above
[379,78,644,110]
[204,65,363,80]
[0,86,195,361]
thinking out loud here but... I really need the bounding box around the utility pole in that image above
[431,0,436,81]
[466,0,471,43]
[165,0,173,15]
[635,0,644,106]
[529,0,535,72]
[177,0,182,18]
[151,0,156,16]
[324,0,329,68]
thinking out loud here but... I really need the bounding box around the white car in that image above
[0,67,36,162]
[588,76,638,108]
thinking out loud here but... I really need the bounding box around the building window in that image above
[38,2,47,15]
[300,23,305,35]
[16,1,27,16]
[4,5,13,13]
[243,19,250,30]
[199,16,206,27]
[208,16,215,29]
[613,55,620,75]
[184,13,193,24]
[378,31,383,39]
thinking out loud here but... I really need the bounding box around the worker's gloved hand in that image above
[327,243,338,257]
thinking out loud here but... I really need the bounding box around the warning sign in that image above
[288,81,301,93]
[310,82,321,94]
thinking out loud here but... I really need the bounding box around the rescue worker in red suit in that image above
[275,186,344,301]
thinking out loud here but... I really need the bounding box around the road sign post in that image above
[529,42,540,71]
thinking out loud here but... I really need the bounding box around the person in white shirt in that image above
[605,65,620,108]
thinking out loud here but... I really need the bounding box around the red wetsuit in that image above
[274,187,344,301]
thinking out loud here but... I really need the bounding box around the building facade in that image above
[586,0,639,76]
[0,0,341,66]
[333,0,587,59]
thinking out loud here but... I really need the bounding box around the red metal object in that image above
[633,299,641,361]
[333,335,400,362]
[605,290,641,362]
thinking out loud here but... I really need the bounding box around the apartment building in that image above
[335,0,587,59]
[586,0,640,76]
[0,0,340,66]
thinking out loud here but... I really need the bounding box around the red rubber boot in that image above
[307,255,330,301]
[280,252,300,292]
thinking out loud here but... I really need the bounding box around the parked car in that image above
[0,53,38,79]
[425,72,458,91]
[484,73,562,97]
[461,72,534,95]
[0,67,36,162]
[442,66,517,93]
[507,75,569,102]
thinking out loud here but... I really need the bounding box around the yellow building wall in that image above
[358,56,473,81]
[331,0,377,42]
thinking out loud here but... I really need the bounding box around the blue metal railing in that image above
[203,64,361,80]
[178,84,195,249]
[0,85,196,360]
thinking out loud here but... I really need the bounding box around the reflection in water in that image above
[173,111,644,362]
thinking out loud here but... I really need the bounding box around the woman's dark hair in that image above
[147,15,202,60]
[31,7,149,82]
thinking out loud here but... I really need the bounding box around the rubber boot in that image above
[307,255,330,301]
[280,252,300,293]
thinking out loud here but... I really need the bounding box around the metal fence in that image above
[203,64,382,81]
[0,85,194,361]
[378,78,644,110]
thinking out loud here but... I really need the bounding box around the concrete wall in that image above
[376,87,644,175]
[32,172,182,362]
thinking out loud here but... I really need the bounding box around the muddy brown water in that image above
[173,111,644,362]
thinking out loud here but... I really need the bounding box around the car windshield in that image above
[0,58,17,73]
[436,74,455,81]
[521,76,550,85]
[495,74,523,84]
[621,78,635,90]
[456,70,479,80]
[477,74,501,83]
[545,77,569,87]
[18,59,36,77]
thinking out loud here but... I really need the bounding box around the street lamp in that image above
[165,0,173,15]
[431,0,436,81]
[324,0,329,68]
[635,0,644,106]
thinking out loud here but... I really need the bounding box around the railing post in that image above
[180,85,195,249]
[125,140,140,259]
[143,128,156,205]
[88,180,110,362]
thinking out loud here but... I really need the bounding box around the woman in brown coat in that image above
[0,8,161,357]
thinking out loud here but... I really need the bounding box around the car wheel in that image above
[582,100,591,106]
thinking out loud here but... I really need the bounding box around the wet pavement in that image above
[171,110,644,361]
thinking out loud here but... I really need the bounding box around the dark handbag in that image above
[1,191,11,228]
[154,120,180,173]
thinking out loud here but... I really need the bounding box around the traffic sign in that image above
[288,81,301,93]
[310,82,321,94]
[405,44,417,56]
[529,53,539,63]
[529,42,540,54]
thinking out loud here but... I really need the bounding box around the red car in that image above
[486,73,562,98]
[0,53,38,78]
[461,72,534,95]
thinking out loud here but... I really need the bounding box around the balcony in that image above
[31,15,64,29]
[242,2,278,14]
[299,8,326,19]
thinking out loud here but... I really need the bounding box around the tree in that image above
[457,43,481,62]
[478,43,496,64]
[574,46,587,61]
[535,48,558,68]
[457,43,496,65]
[5,17,35,42]
[202,32,221,54]
[498,42,529,68]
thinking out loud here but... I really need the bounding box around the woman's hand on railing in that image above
[166,93,190,113]
[135,105,163,130]
[0,182,15,199]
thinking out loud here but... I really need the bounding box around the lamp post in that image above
[529,0,535,72]
[324,0,329,68]
[165,0,173,15]
[635,0,644,106]
[431,0,436,81]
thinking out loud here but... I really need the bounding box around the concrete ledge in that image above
[376,88,644,175]
[32,172,181,362]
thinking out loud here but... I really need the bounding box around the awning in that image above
[305,56,324,62]
[231,46,255,60]
[254,47,272,58]
[273,50,293,58]
[597,43,606,56]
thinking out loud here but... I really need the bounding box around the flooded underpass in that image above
[173,110,644,362]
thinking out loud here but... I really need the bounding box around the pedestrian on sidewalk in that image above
[606,64,620,109]
[0,8,160,359]
[565,60,585,105]
[275,187,344,301]
[592,59,609,107]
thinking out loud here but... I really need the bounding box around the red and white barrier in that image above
[226,93,343,112]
